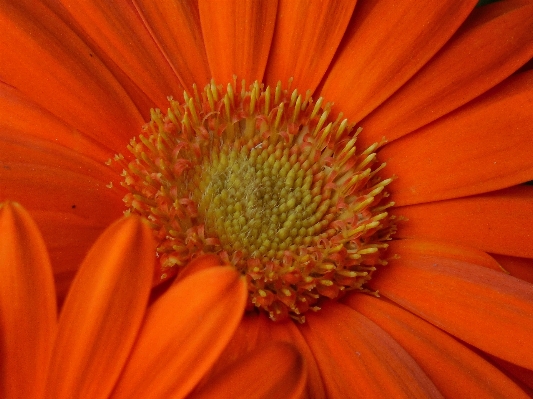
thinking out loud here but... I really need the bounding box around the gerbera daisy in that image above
[1,0,533,397]
[0,202,306,398]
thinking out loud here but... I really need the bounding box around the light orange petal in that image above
[56,0,182,113]
[0,1,143,152]
[0,202,57,399]
[112,267,247,399]
[45,217,156,399]
[491,254,533,285]
[369,239,533,370]
[190,343,306,399]
[380,69,533,205]
[394,186,533,259]
[320,0,476,121]
[346,294,530,399]
[199,0,278,84]
[264,0,356,93]
[133,0,211,90]
[300,303,442,398]
[360,0,533,147]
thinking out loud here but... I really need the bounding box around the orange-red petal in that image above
[112,267,247,399]
[381,69,533,205]
[190,343,306,399]
[198,0,278,84]
[56,0,182,114]
[264,0,356,93]
[394,186,533,258]
[492,254,533,285]
[0,202,57,399]
[300,303,442,398]
[370,239,533,370]
[0,1,143,152]
[204,312,326,399]
[360,0,533,147]
[320,0,477,122]
[45,217,156,399]
[346,294,530,399]
[133,0,211,90]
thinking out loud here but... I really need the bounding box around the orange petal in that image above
[360,0,533,147]
[56,0,183,113]
[320,0,476,121]
[0,1,143,152]
[380,69,533,205]
[394,186,533,258]
[489,356,533,393]
[112,267,247,399]
[204,312,326,399]
[45,217,156,399]
[190,343,306,399]
[0,202,57,399]
[345,294,530,399]
[369,239,533,370]
[491,254,533,285]
[264,0,356,93]
[173,253,224,283]
[133,0,211,90]
[300,303,441,398]
[198,0,278,84]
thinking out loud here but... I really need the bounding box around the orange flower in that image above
[1,0,533,397]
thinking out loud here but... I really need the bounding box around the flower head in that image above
[2,0,533,397]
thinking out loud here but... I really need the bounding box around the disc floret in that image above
[113,79,395,322]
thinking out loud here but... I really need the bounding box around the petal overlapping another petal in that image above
[45,217,156,399]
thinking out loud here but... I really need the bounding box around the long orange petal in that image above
[369,239,533,370]
[264,0,356,93]
[394,186,533,258]
[0,202,57,399]
[190,343,306,399]
[359,0,533,147]
[0,0,143,152]
[320,0,476,122]
[491,254,533,285]
[198,0,278,84]
[112,267,247,399]
[56,0,182,113]
[133,0,211,90]
[45,217,156,399]
[380,70,533,205]
[345,294,530,399]
[300,303,442,398]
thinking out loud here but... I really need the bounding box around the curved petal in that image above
[320,0,477,121]
[381,70,533,205]
[264,0,356,93]
[300,303,442,398]
[360,0,533,147]
[0,202,57,399]
[199,0,278,84]
[112,267,247,399]
[345,294,530,399]
[57,0,182,113]
[203,313,326,399]
[0,0,143,152]
[491,254,533,285]
[45,217,156,399]
[394,186,533,259]
[369,239,533,370]
[190,343,306,399]
[133,0,211,90]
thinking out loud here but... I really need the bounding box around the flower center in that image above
[112,80,395,322]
